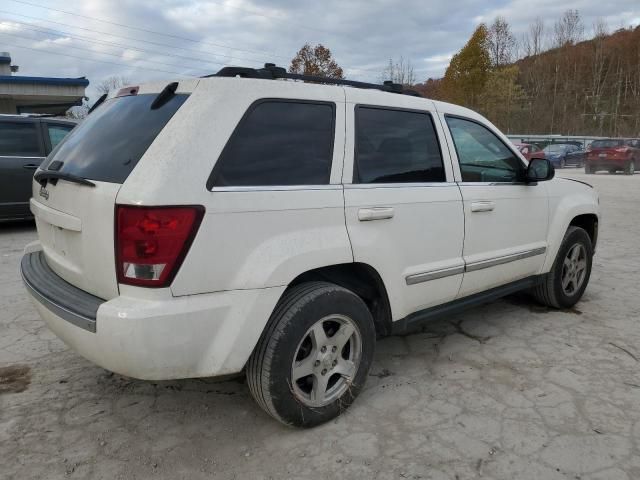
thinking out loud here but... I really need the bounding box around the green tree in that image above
[289,43,344,78]
[479,66,527,133]
[441,24,491,108]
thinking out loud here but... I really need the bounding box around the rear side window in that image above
[0,121,41,156]
[354,107,445,183]
[209,100,335,188]
[591,139,623,148]
[42,93,189,183]
[46,123,74,150]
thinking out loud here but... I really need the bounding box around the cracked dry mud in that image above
[1,171,639,480]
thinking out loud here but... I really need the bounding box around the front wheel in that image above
[246,282,376,428]
[532,226,593,309]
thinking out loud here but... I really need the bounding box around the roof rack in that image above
[204,63,422,97]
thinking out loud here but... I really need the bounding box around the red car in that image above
[585,138,640,175]
[514,143,546,161]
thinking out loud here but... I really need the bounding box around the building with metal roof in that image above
[0,52,88,115]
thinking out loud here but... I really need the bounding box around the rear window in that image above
[42,93,188,183]
[591,139,623,149]
[0,121,41,156]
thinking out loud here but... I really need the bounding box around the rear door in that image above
[0,118,45,219]
[343,91,464,321]
[31,86,192,300]
[439,112,548,298]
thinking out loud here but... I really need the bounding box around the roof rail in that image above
[204,63,422,97]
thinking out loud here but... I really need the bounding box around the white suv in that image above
[22,64,599,427]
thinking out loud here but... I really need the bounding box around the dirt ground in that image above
[1,171,639,480]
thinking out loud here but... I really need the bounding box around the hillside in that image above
[415,25,640,137]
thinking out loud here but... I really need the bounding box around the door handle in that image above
[358,207,394,221]
[22,164,39,170]
[470,201,495,212]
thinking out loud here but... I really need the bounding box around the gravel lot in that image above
[1,171,639,480]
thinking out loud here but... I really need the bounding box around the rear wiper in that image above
[34,170,96,187]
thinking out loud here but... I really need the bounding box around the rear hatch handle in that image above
[34,170,96,188]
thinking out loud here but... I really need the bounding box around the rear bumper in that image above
[586,158,628,169]
[21,248,285,380]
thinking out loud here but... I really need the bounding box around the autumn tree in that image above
[441,24,491,108]
[479,66,526,132]
[381,56,416,86]
[289,44,344,78]
[488,16,516,67]
[95,75,131,95]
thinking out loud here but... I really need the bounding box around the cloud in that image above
[3,0,639,101]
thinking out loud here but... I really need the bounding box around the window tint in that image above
[42,93,189,183]
[211,101,334,187]
[0,121,41,156]
[354,107,444,183]
[446,116,524,183]
[46,124,74,150]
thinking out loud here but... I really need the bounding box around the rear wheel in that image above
[559,158,566,169]
[624,160,635,175]
[246,282,375,428]
[585,164,593,174]
[532,226,593,309]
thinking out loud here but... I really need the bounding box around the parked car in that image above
[514,142,546,161]
[21,65,599,428]
[542,143,586,168]
[0,114,76,221]
[585,138,640,175]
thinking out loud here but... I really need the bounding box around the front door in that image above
[343,93,465,321]
[440,114,549,298]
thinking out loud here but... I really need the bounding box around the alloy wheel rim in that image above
[291,314,362,408]
[561,243,587,296]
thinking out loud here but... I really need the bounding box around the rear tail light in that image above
[115,205,204,287]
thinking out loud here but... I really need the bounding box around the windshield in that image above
[543,144,568,153]
[41,93,189,184]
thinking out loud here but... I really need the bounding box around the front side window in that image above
[46,123,74,150]
[354,107,445,183]
[0,121,41,156]
[210,101,335,187]
[446,116,524,183]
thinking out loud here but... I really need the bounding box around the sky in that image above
[0,0,639,102]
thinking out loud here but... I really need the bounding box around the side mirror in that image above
[527,158,555,183]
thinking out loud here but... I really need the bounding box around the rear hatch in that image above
[30,84,191,300]
[588,139,628,162]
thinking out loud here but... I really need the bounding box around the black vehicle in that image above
[0,114,76,221]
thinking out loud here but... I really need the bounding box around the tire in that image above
[624,160,635,175]
[585,164,593,174]
[532,226,593,309]
[246,281,376,428]
[559,158,566,169]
